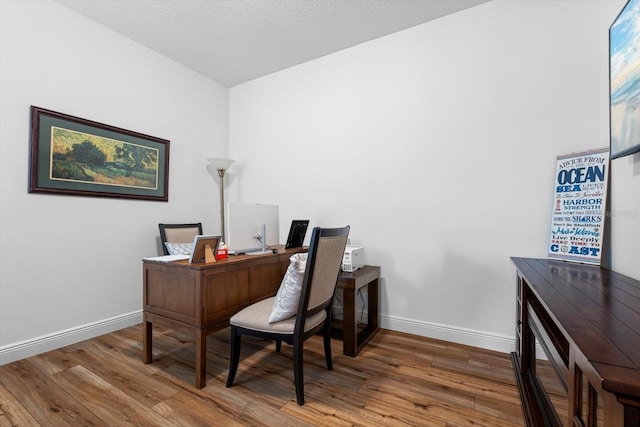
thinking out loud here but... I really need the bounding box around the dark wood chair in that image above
[225,226,350,405]
[158,223,203,255]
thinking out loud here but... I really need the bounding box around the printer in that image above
[342,245,364,272]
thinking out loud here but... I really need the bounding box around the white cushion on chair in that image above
[269,253,307,323]
[231,296,326,334]
[164,242,192,255]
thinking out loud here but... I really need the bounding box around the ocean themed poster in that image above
[548,148,609,265]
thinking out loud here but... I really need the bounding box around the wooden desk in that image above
[332,265,380,357]
[511,257,640,427]
[142,245,301,388]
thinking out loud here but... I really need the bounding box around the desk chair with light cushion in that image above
[226,225,350,405]
[158,223,203,255]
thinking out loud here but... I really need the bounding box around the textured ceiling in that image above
[54,0,489,87]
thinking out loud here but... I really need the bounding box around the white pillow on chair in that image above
[269,253,308,323]
[165,242,192,255]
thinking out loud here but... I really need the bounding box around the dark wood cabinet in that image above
[511,258,640,427]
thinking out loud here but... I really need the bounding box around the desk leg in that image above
[342,286,357,357]
[143,315,152,364]
[195,328,207,389]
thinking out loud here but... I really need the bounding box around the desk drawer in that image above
[203,266,251,325]
[144,266,198,324]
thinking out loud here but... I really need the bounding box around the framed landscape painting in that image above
[610,0,640,159]
[29,106,169,201]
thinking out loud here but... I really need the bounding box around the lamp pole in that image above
[207,158,235,243]
[217,168,228,243]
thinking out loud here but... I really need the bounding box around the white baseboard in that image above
[0,310,530,366]
[0,310,143,366]
[381,313,517,354]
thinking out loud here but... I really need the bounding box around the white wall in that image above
[0,0,229,363]
[229,0,638,352]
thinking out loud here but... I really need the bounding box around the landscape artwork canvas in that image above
[610,0,640,159]
[50,127,159,190]
[30,106,169,201]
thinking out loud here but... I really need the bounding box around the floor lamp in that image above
[208,158,235,243]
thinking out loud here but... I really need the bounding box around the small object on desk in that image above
[189,235,221,263]
[284,219,309,249]
[341,245,364,272]
[216,242,228,259]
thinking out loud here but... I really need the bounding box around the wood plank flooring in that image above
[0,325,525,426]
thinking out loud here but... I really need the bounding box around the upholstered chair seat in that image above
[230,296,327,334]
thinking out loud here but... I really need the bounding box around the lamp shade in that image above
[207,157,235,171]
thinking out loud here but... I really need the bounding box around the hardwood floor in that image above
[0,325,525,426]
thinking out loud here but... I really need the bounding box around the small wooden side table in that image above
[332,265,380,357]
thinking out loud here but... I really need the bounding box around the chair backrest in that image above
[296,226,350,326]
[158,223,203,255]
